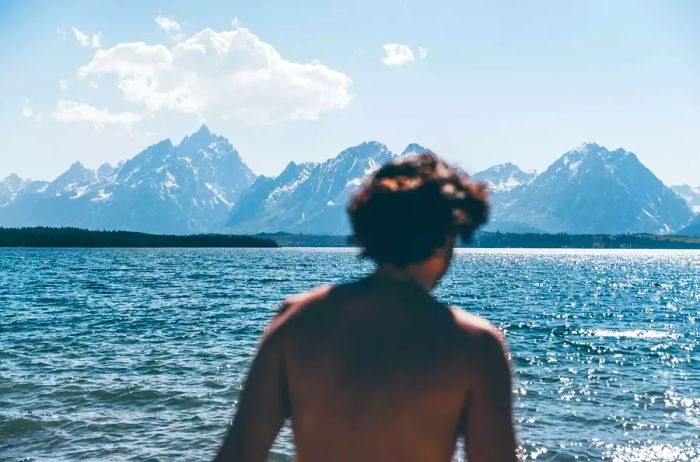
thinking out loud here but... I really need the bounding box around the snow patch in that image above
[91,190,112,202]
[205,182,232,207]
[345,160,380,188]
[568,160,582,174]
[268,168,312,200]
[70,185,90,199]
[164,172,179,189]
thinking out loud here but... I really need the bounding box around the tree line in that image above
[0,227,278,248]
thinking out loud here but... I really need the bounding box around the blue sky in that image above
[2,0,699,185]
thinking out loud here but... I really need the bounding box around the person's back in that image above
[215,153,517,462]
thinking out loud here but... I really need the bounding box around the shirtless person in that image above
[215,153,517,462]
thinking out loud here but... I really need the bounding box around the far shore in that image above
[1,227,700,249]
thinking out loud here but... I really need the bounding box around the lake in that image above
[1,248,699,461]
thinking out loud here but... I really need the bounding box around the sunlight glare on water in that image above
[1,248,699,461]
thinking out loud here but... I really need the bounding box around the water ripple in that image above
[1,248,699,461]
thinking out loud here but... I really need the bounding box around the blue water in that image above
[1,248,699,461]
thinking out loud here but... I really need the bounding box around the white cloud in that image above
[21,107,33,117]
[71,26,101,48]
[418,47,428,59]
[59,79,69,91]
[155,15,181,32]
[77,27,352,124]
[381,43,415,66]
[72,27,90,46]
[52,100,143,129]
[154,15,184,40]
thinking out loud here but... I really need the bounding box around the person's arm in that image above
[214,328,290,462]
[464,328,518,462]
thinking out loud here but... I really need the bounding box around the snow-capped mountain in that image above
[487,143,692,234]
[226,141,407,234]
[472,163,537,193]
[0,125,256,234]
[0,174,30,206]
[1,136,694,236]
[671,184,700,214]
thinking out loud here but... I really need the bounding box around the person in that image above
[214,153,517,462]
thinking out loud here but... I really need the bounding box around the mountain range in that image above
[0,126,254,234]
[1,126,697,236]
[481,143,692,234]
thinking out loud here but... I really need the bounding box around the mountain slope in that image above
[0,174,30,206]
[226,141,410,234]
[679,215,700,236]
[472,163,536,192]
[489,143,692,234]
[0,126,256,234]
[2,137,693,236]
[671,184,700,214]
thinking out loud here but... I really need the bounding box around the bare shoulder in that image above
[264,284,334,336]
[449,307,509,356]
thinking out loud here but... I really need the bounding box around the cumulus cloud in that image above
[59,79,69,91]
[418,47,428,59]
[77,27,352,124]
[52,100,142,129]
[71,27,101,49]
[21,107,33,118]
[381,43,415,66]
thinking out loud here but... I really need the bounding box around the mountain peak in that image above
[573,142,604,153]
[487,162,522,173]
[3,173,24,184]
[473,163,535,192]
[196,124,211,136]
[334,141,390,162]
[401,143,430,156]
[53,161,96,187]
[178,125,220,152]
[96,162,115,179]
[0,173,29,194]
[69,161,87,170]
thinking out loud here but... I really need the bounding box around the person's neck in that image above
[374,263,438,292]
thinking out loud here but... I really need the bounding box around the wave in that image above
[589,329,680,340]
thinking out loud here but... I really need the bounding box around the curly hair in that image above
[348,152,489,267]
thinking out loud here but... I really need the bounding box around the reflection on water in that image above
[1,248,698,461]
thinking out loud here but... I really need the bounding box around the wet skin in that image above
[214,273,517,462]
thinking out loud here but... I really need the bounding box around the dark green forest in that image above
[0,227,278,248]
[2,227,700,249]
[253,232,700,249]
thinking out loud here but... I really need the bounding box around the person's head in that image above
[348,152,489,288]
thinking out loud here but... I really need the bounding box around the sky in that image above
[1,0,699,186]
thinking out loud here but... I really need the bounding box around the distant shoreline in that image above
[0,227,278,248]
[256,232,700,249]
[1,227,699,249]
